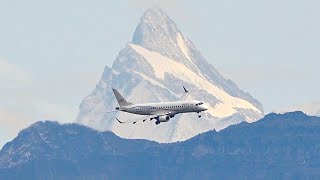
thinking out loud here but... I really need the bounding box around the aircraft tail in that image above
[112,88,133,107]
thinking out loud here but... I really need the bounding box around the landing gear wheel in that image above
[198,113,201,118]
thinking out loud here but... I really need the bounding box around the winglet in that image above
[116,118,123,124]
[179,87,190,101]
[183,86,189,93]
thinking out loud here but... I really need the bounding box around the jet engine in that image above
[155,115,170,125]
[159,115,170,122]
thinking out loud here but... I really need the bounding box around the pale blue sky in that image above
[0,0,319,147]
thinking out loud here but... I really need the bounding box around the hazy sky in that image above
[0,0,319,147]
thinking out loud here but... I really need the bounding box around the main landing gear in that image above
[198,113,201,118]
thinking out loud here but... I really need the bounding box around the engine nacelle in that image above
[158,115,170,122]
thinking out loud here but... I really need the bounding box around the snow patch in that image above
[133,71,178,97]
[130,44,260,118]
[177,33,192,61]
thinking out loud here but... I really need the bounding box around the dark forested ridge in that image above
[1,111,320,180]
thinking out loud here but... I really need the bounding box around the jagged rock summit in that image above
[76,8,264,143]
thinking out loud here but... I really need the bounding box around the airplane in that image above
[111,86,208,125]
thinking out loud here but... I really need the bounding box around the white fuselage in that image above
[118,100,208,116]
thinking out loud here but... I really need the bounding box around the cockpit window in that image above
[196,102,204,106]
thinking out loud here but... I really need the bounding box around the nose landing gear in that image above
[197,113,201,118]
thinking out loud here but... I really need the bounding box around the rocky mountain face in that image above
[76,8,264,143]
[1,112,320,180]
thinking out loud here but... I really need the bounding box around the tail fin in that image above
[112,88,133,107]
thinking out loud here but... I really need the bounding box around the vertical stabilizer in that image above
[112,89,133,107]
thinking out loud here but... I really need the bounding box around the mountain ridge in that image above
[1,111,320,179]
[276,101,320,117]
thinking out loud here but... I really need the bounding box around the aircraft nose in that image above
[201,104,208,111]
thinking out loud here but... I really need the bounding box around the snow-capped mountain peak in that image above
[132,8,181,50]
[76,8,264,143]
[132,8,199,72]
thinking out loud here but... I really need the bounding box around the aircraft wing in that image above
[105,110,118,113]
[116,112,173,125]
[116,114,158,124]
